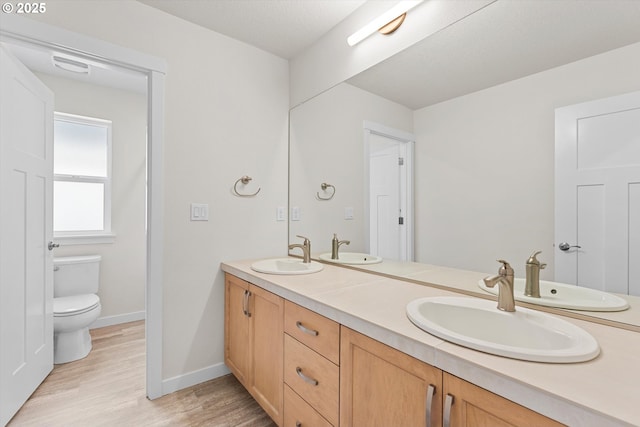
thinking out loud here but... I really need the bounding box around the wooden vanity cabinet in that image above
[283,300,340,427]
[340,326,443,427]
[442,373,564,427]
[224,274,284,426]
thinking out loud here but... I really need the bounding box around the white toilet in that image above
[53,255,102,364]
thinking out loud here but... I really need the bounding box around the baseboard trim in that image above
[91,311,146,329]
[161,363,231,395]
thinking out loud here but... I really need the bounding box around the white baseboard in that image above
[161,362,231,395]
[91,310,146,329]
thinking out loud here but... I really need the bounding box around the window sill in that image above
[54,234,116,245]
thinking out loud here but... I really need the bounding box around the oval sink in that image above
[318,252,383,265]
[406,296,599,363]
[477,279,629,312]
[250,258,324,275]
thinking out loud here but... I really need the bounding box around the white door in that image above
[555,91,640,296]
[367,129,413,261]
[0,45,54,425]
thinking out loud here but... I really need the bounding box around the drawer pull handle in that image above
[295,423,301,427]
[296,367,319,386]
[443,394,454,427]
[242,290,251,317]
[425,384,435,427]
[296,321,319,336]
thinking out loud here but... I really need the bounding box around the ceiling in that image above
[6,0,640,108]
[138,0,367,59]
[347,0,640,109]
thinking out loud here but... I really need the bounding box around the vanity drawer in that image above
[284,384,333,427]
[284,334,339,426]
[284,300,340,364]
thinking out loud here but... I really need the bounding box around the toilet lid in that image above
[54,294,100,316]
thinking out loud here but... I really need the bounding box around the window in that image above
[54,112,114,243]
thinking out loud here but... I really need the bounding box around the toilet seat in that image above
[54,294,100,317]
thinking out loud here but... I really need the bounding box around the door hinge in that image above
[398,157,404,166]
[399,216,404,225]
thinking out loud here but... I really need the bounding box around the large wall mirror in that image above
[289,1,640,330]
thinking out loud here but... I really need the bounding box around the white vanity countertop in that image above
[221,258,640,427]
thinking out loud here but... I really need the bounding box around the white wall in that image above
[28,0,289,385]
[290,83,413,254]
[37,73,146,324]
[413,42,640,278]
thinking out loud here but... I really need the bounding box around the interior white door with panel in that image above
[555,91,640,296]
[365,122,414,261]
[0,45,54,425]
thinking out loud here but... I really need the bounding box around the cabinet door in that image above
[250,284,284,426]
[443,373,564,427]
[224,274,250,386]
[340,327,442,427]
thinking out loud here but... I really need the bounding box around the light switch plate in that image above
[291,206,301,221]
[345,207,354,220]
[190,203,209,221]
[276,206,287,221]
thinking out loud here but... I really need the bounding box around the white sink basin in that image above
[250,258,324,275]
[406,296,599,363]
[477,279,629,312]
[318,252,383,265]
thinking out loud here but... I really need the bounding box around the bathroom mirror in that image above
[289,1,640,331]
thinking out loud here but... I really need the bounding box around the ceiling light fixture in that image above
[347,0,423,47]
[52,55,90,74]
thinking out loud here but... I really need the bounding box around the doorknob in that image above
[48,241,59,251]
[559,242,581,251]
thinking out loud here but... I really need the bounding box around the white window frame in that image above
[53,112,115,244]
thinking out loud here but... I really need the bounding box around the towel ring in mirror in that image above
[233,175,261,197]
[316,182,335,200]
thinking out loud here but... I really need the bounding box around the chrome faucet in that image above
[289,235,312,263]
[331,233,350,259]
[483,260,516,312]
[524,251,547,298]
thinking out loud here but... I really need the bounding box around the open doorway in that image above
[0,17,165,423]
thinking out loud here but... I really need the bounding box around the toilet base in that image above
[54,327,92,364]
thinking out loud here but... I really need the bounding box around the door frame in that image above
[0,16,166,399]
[363,120,415,261]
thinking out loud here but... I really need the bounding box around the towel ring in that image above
[233,175,261,197]
[316,182,335,200]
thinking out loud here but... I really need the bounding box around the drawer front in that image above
[284,384,333,427]
[284,334,339,426]
[284,300,340,364]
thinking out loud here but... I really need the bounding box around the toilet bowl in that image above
[53,256,102,364]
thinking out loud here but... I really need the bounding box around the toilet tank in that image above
[53,255,101,297]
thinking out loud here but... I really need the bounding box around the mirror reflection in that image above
[289,1,640,329]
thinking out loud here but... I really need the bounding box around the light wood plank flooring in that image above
[9,321,276,427]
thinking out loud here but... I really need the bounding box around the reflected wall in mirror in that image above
[289,0,640,329]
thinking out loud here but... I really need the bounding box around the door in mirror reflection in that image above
[365,125,414,261]
[555,91,640,296]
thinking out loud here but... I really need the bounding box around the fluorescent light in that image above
[347,1,423,46]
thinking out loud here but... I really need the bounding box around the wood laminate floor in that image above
[8,321,276,427]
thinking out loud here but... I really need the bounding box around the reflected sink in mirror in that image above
[250,258,324,275]
[406,296,600,363]
[318,252,383,265]
[477,279,629,312]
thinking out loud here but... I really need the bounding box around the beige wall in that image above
[28,0,289,383]
[413,42,640,278]
[37,73,146,323]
